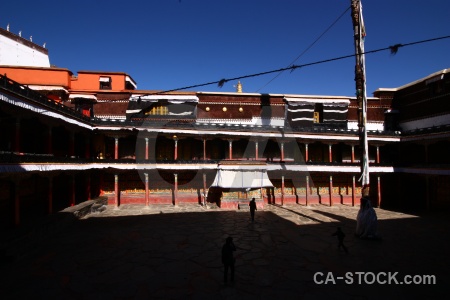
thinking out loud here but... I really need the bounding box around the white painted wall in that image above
[400,114,450,131]
[0,34,50,67]
[347,121,384,131]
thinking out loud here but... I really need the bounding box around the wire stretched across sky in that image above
[142,35,450,97]
[255,5,351,93]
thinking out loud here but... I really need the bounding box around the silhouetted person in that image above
[222,236,236,284]
[249,198,257,222]
[332,227,348,253]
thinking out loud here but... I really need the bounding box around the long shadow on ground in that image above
[0,208,448,299]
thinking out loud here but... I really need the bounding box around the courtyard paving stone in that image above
[1,203,448,299]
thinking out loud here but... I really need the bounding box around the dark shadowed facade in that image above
[0,26,449,229]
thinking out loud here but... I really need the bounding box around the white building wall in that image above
[400,114,450,131]
[0,34,50,67]
[347,121,384,131]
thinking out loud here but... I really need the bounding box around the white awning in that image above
[26,85,69,93]
[285,97,350,104]
[69,94,97,100]
[130,95,199,102]
[99,77,111,82]
[211,170,273,189]
[126,76,137,89]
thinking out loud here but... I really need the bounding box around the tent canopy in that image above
[210,170,273,189]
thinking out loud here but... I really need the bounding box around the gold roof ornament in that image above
[236,81,242,93]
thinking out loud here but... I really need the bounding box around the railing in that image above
[0,73,401,136]
[402,124,450,136]
[0,74,91,124]
[0,151,398,167]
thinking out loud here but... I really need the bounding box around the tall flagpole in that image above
[351,0,370,197]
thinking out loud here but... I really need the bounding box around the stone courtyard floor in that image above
[1,203,448,299]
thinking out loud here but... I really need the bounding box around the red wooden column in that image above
[14,178,20,226]
[114,137,119,160]
[255,141,259,160]
[144,173,149,207]
[203,138,207,160]
[114,174,119,208]
[145,137,149,160]
[329,175,333,206]
[377,176,381,208]
[228,140,233,160]
[351,144,355,163]
[174,136,178,160]
[328,144,333,163]
[352,175,356,206]
[69,132,75,157]
[305,175,309,206]
[48,176,53,214]
[86,174,91,200]
[203,172,207,206]
[281,174,285,206]
[85,136,91,159]
[47,126,53,155]
[70,174,76,206]
[376,145,380,164]
[280,142,285,161]
[305,143,309,162]
[174,173,178,206]
[99,173,104,196]
[14,118,21,153]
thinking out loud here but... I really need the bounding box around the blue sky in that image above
[2,0,449,96]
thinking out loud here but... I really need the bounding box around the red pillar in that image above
[114,137,119,160]
[69,132,75,157]
[352,175,356,206]
[351,144,355,163]
[377,176,381,208]
[174,173,178,206]
[114,174,119,208]
[100,173,104,196]
[48,176,53,214]
[328,144,333,163]
[14,119,21,153]
[86,174,91,200]
[376,146,380,164]
[203,172,207,206]
[144,173,149,207]
[255,141,259,160]
[145,173,149,207]
[228,140,233,160]
[174,138,178,160]
[85,136,91,159]
[70,175,75,206]
[280,142,285,161]
[305,175,309,206]
[305,143,309,162]
[203,138,207,160]
[47,127,53,155]
[145,138,149,160]
[14,178,20,226]
[329,175,333,206]
[281,174,285,206]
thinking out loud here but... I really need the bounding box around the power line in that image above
[141,35,450,97]
[255,5,351,92]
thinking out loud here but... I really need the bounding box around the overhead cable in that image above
[256,5,351,92]
[141,35,450,96]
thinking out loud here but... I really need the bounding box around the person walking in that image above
[222,236,237,284]
[249,198,257,222]
[332,227,349,253]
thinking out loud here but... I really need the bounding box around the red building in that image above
[0,26,449,229]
